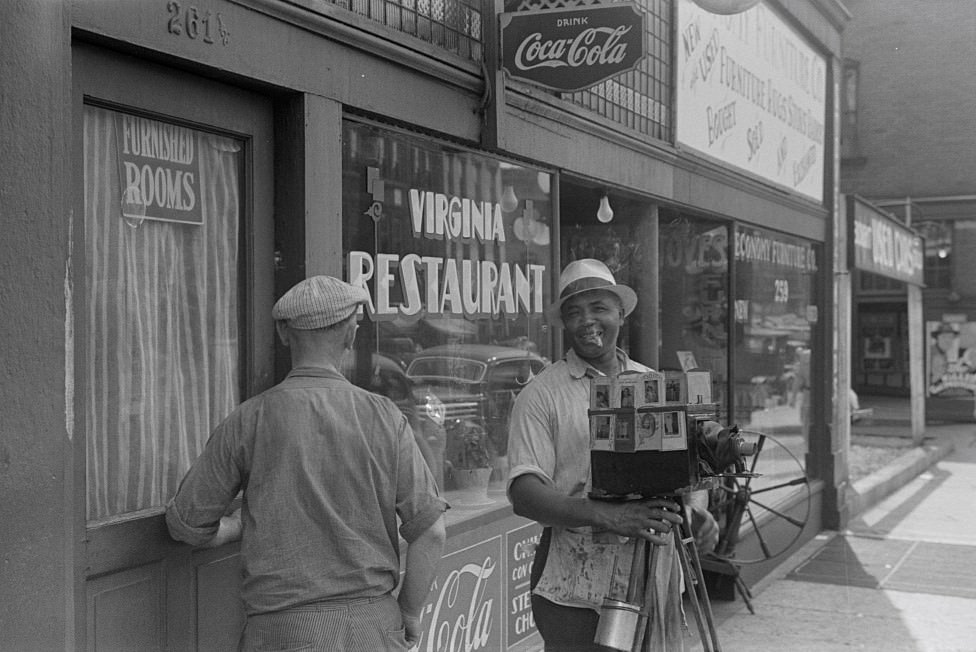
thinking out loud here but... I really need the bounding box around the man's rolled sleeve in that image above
[395,417,449,543]
[506,382,557,501]
[164,417,244,546]
[399,495,449,543]
[165,499,220,546]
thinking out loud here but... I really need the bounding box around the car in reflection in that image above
[405,344,548,460]
[342,351,448,488]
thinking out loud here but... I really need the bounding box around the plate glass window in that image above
[733,225,820,501]
[341,121,553,513]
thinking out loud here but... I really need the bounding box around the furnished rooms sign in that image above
[115,113,204,225]
[500,3,646,92]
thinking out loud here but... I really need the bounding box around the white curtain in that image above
[84,106,240,522]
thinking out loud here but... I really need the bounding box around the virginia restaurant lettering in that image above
[349,186,547,320]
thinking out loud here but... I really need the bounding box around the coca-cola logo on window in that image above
[500,3,646,92]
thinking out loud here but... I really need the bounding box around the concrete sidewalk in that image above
[692,420,976,652]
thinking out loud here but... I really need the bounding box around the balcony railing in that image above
[324,0,484,60]
[506,0,674,142]
[323,0,673,141]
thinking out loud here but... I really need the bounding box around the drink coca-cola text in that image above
[514,26,633,71]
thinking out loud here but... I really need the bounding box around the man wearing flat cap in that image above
[506,259,716,651]
[166,275,448,651]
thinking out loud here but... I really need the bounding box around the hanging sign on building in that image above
[675,0,827,202]
[847,195,924,286]
[499,3,646,93]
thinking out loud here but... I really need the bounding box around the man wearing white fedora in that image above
[506,258,716,651]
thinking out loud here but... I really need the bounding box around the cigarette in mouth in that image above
[583,327,603,347]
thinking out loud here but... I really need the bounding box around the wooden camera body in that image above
[588,370,716,499]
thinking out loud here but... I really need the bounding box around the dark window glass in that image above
[659,213,731,423]
[915,220,952,289]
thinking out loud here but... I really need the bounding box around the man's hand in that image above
[596,498,683,546]
[509,476,683,545]
[202,508,242,548]
[689,503,719,554]
[402,611,422,648]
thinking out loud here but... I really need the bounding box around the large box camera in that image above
[588,370,721,499]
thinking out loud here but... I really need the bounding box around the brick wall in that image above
[840,0,976,198]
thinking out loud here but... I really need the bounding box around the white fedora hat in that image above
[546,258,637,326]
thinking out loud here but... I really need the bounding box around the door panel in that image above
[195,550,247,650]
[87,564,164,652]
[75,44,274,651]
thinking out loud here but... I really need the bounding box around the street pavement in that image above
[691,418,976,652]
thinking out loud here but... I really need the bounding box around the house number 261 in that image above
[167,2,230,46]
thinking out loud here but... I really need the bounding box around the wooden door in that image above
[74,43,275,651]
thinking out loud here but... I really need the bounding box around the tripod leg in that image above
[734,575,755,615]
[685,529,723,652]
[676,525,725,652]
[633,543,656,652]
[673,529,712,652]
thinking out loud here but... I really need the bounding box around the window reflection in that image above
[341,122,553,514]
[733,226,820,503]
[659,215,730,422]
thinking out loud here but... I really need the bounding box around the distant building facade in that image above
[841,0,976,420]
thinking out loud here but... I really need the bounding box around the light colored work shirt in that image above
[166,366,448,615]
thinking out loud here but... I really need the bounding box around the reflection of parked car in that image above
[342,351,447,489]
[406,344,547,458]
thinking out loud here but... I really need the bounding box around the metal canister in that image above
[593,598,642,652]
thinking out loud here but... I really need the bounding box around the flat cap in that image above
[272,276,370,329]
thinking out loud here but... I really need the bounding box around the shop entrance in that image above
[74,45,275,651]
[854,302,910,396]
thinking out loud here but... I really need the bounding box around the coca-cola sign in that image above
[500,4,646,92]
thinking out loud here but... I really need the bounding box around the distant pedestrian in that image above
[166,275,448,651]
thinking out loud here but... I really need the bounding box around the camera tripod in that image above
[598,496,723,652]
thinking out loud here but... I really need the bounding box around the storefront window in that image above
[83,105,243,522]
[733,226,820,500]
[659,214,730,422]
[341,121,553,516]
[558,188,662,368]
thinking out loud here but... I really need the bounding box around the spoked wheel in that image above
[707,429,811,565]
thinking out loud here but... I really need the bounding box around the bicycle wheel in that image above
[706,430,811,565]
